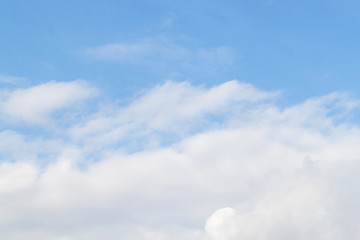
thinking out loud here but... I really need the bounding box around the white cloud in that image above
[1,80,360,239]
[0,162,37,193]
[204,176,337,240]
[68,80,277,149]
[0,80,97,124]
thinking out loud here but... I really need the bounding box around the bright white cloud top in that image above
[1,80,360,239]
[0,80,96,124]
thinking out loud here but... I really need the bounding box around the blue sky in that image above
[2,0,360,101]
[2,1,360,240]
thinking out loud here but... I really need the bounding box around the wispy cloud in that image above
[0,74,26,84]
[1,80,360,239]
[83,37,235,75]
[68,80,278,150]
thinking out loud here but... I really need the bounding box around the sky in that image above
[1,0,360,239]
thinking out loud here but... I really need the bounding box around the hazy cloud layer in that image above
[1,80,360,239]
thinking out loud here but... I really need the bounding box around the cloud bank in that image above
[1,80,360,240]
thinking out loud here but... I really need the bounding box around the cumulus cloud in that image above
[205,176,335,240]
[0,80,97,124]
[1,80,360,239]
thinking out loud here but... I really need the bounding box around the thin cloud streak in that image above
[83,37,235,75]
[0,74,26,84]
